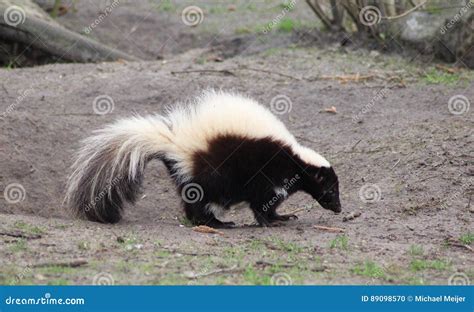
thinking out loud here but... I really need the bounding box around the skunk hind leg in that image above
[183,202,235,229]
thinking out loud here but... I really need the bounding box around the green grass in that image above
[423,69,460,85]
[329,235,349,251]
[277,18,295,32]
[352,261,386,279]
[270,237,303,253]
[77,241,90,250]
[459,232,474,245]
[9,239,27,252]
[408,244,424,257]
[409,259,451,272]
[278,0,296,11]
[177,216,193,227]
[155,0,174,12]
[243,266,271,285]
[14,221,45,235]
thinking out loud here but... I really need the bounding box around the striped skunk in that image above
[65,90,341,228]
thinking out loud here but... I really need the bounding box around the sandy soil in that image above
[0,1,473,285]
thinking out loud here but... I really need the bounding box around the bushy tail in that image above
[65,115,175,223]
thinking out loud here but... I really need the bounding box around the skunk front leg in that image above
[250,189,290,227]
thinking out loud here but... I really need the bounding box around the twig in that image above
[0,230,41,240]
[255,260,296,268]
[351,139,362,151]
[417,174,442,183]
[384,1,427,20]
[170,69,236,77]
[313,225,345,233]
[185,265,242,279]
[390,158,401,170]
[239,66,302,80]
[32,259,88,268]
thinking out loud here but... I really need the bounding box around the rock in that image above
[394,6,474,68]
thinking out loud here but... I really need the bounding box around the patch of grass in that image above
[14,221,45,235]
[247,239,266,251]
[408,244,424,257]
[329,235,349,251]
[243,266,271,285]
[409,259,451,272]
[278,0,296,11]
[37,265,75,276]
[177,216,193,227]
[77,241,90,250]
[352,261,386,279]
[154,249,171,258]
[277,18,295,32]
[46,278,70,285]
[270,237,303,253]
[156,0,174,12]
[459,232,474,245]
[404,275,426,285]
[235,27,253,35]
[9,239,27,252]
[423,69,460,85]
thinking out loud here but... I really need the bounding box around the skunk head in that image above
[302,166,341,214]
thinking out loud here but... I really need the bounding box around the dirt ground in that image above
[0,0,473,285]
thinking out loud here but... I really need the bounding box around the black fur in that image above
[168,135,341,228]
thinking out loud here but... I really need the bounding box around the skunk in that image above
[65,91,341,228]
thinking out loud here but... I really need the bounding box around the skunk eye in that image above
[315,175,324,183]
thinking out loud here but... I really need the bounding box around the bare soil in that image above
[0,0,473,285]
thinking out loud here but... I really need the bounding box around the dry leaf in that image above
[323,106,337,114]
[313,225,345,233]
[192,225,224,235]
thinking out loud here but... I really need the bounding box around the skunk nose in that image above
[333,205,342,214]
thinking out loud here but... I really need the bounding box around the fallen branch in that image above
[0,229,41,239]
[384,1,427,20]
[32,259,88,268]
[0,0,139,63]
[170,69,236,76]
[313,225,345,233]
[184,265,241,279]
[255,260,296,268]
[192,225,224,235]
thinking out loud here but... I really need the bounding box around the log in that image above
[0,0,140,63]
